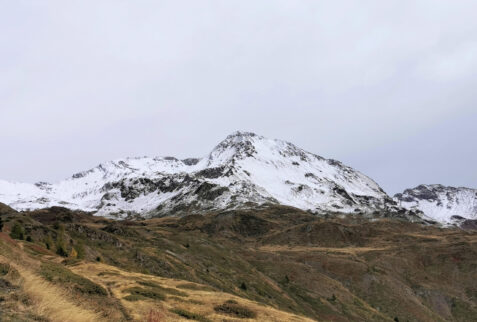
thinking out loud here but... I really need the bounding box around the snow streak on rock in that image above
[395,184,477,225]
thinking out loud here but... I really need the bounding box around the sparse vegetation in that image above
[75,241,85,259]
[70,247,78,258]
[214,301,257,318]
[44,234,53,250]
[327,294,337,302]
[40,262,107,296]
[124,287,166,301]
[55,224,68,257]
[9,222,25,240]
[0,263,10,276]
[176,282,215,292]
[170,308,211,322]
[0,204,476,321]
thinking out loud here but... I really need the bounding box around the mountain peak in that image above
[395,184,477,224]
[226,131,259,140]
[0,132,409,220]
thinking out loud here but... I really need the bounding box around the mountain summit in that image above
[1,132,409,219]
[394,184,477,225]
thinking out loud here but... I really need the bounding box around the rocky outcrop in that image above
[395,184,477,225]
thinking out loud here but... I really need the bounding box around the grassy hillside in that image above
[1,203,476,321]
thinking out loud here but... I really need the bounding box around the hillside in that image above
[1,203,477,321]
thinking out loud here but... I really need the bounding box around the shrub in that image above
[56,244,68,257]
[44,234,53,250]
[225,299,238,304]
[170,308,211,322]
[327,294,337,302]
[55,226,68,257]
[26,236,33,242]
[0,263,10,276]
[214,301,257,319]
[137,281,188,297]
[75,241,85,259]
[9,222,25,240]
[123,287,165,301]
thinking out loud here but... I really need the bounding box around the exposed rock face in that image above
[1,131,416,220]
[395,184,477,225]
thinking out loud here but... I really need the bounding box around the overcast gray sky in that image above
[1,0,476,194]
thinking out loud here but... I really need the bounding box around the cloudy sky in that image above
[1,0,476,194]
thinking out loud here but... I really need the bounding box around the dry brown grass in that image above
[13,263,102,322]
[258,245,390,254]
[0,252,102,322]
[70,262,315,321]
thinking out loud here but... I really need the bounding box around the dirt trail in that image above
[12,262,102,322]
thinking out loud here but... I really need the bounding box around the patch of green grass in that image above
[169,308,211,322]
[451,297,477,321]
[136,280,161,288]
[123,287,166,301]
[225,299,238,304]
[40,262,107,296]
[97,271,120,276]
[214,301,257,319]
[176,283,215,292]
[0,263,9,276]
[137,280,188,297]
[123,294,149,301]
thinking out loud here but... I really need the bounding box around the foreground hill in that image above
[0,132,412,219]
[1,204,476,321]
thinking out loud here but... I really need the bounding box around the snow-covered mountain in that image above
[394,184,477,225]
[1,131,413,219]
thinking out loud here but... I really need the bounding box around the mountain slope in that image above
[2,204,477,321]
[394,184,477,224]
[1,131,404,219]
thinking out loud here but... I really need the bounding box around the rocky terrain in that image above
[0,132,415,220]
[395,185,477,226]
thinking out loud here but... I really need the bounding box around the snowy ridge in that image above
[1,131,408,219]
[394,184,477,225]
